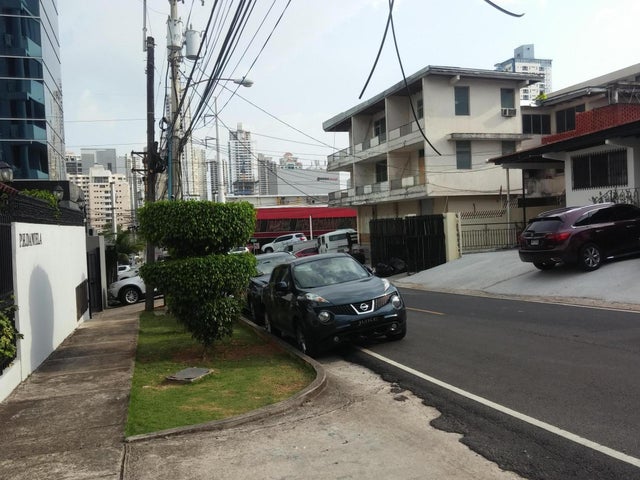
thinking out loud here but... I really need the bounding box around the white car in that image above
[261,233,307,253]
[108,275,148,305]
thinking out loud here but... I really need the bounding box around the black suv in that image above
[261,253,406,356]
[518,203,640,271]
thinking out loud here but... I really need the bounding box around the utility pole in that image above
[167,0,182,200]
[214,96,226,203]
[144,35,156,312]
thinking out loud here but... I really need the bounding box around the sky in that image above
[58,0,640,168]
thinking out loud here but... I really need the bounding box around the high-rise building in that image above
[80,148,119,174]
[228,123,258,195]
[0,0,65,179]
[67,165,131,233]
[495,44,552,105]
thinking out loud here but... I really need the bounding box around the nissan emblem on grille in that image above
[360,303,369,311]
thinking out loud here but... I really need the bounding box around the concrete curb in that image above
[124,315,327,444]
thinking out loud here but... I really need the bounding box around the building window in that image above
[572,149,627,189]
[374,117,386,139]
[501,88,515,109]
[375,160,388,182]
[522,114,551,134]
[416,98,424,119]
[556,104,585,133]
[455,86,469,115]
[456,141,472,169]
[502,141,516,155]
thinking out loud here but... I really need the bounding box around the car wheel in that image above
[251,301,264,325]
[264,312,280,336]
[119,286,141,305]
[264,247,273,253]
[295,323,318,357]
[533,261,555,271]
[579,243,602,271]
[386,324,407,341]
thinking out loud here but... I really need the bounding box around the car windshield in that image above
[293,256,369,289]
[256,255,291,276]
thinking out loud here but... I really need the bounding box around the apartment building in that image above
[492,63,640,214]
[68,165,131,233]
[323,65,542,242]
[495,44,552,106]
[228,123,259,195]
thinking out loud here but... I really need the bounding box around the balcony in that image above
[328,173,428,206]
[327,120,422,171]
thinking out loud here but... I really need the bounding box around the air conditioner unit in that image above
[501,108,517,117]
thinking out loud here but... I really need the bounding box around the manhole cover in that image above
[166,367,211,383]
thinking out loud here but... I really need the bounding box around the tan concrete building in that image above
[323,65,542,244]
[68,165,131,233]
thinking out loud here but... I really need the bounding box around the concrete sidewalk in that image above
[0,301,141,480]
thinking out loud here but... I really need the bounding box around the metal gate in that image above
[369,215,446,273]
[86,248,103,314]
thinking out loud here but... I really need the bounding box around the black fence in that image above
[1,192,84,299]
[460,222,522,253]
[369,215,446,274]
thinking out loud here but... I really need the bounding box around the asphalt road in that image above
[344,289,640,480]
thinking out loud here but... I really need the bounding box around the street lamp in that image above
[0,161,13,183]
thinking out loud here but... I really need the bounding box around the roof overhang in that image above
[449,132,531,142]
[489,120,640,169]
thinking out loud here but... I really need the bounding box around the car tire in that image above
[578,243,602,271]
[533,261,555,271]
[264,312,280,337]
[252,301,264,325]
[119,286,141,305]
[264,247,273,253]
[295,323,318,357]
[386,324,407,341]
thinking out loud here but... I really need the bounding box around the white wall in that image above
[0,222,89,402]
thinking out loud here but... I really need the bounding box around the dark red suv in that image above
[518,202,640,271]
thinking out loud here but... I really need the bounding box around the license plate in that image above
[530,239,539,246]
[356,317,381,327]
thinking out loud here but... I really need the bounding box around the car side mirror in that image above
[275,281,289,293]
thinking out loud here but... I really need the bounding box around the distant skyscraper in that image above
[80,148,118,173]
[0,0,65,179]
[228,123,258,195]
[495,44,552,105]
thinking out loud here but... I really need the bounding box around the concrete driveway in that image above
[394,249,640,310]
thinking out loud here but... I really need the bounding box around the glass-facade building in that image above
[0,0,64,180]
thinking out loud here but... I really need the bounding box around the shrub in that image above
[138,201,257,353]
[0,298,21,368]
[138,200,255,258]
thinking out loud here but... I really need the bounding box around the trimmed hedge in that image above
[138,201,257,350]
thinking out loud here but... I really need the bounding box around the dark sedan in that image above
[518,202,640,271]
[246,252,295,324]
[262,253,406,356]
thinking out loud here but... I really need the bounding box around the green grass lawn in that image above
[125,311,315,436]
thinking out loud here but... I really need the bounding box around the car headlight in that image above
[390,294,402,309]
[317,310,333,325]
[304,292,330,303]
[382,278,391,291]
